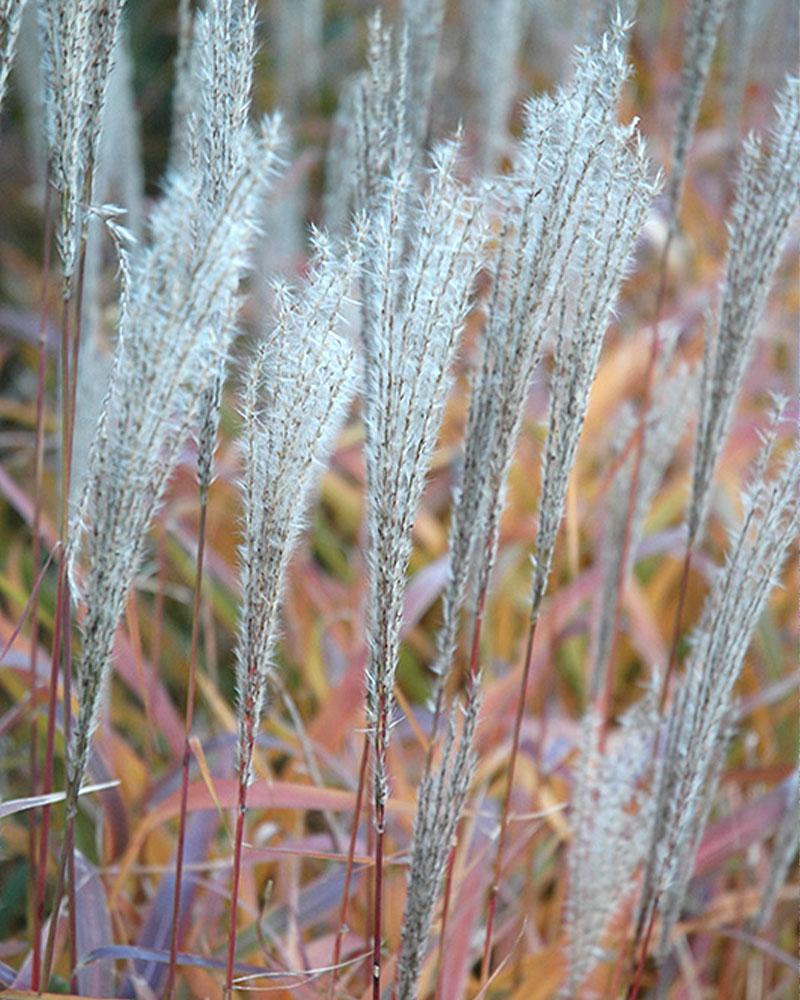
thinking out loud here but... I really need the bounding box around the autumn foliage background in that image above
[0,1,798,998]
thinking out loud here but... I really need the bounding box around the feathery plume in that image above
[187,0,261,502]
[640,406,800,963]
[66,116,282,806]
[353,13,413,214]
[234,233,359,787]
[481,28,661,977]
[70,32,143,509]
[396,688,479,1000]
[361,137,487,818]
[531,87,660,614]
[433,22,659,711]
[586,0,639,43]
[38,0,126,290]
[0,0,27,112]
[564,692,658,995]
[667,0,730,223]
[325,2,437,233]
[689,75,800,547]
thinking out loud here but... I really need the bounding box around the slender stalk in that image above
[365,794,374,990]
[481,611,540,983]
[29,185,54,985]
[434,590,486,995]
[41,548,77,988]
[60,578,75,982]
[226,776,249,997]
[32,279,76,987]
[166,495,208,1000]
[41,810,70,989]
[626,896,659,1000]
[372,799,386,1000]
[50,236,88,989]
[329,733,369,1000]
[660,545,693,712]
[32,555,64,992]
[66,822,78,994]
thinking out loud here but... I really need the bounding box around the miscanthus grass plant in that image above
[0,2,797,998]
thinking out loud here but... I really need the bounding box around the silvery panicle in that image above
[235,233,360,787]
[563,690,658,996]
[0,0,27,111]
[432,19,658,716]
[585,0,638,44]
[353,12,413,215]
[396,687,479,1000]
[589,365,698,703]
[531,108,661,616]
[38,0,125,291]
[71,30,144,511]
[640,404,799,963]
[325,3,443,230]
[361,137,488,816]
[67,117,282,806]
[667,0,730,224]
[689,75,800,548]
[185,0,260,499]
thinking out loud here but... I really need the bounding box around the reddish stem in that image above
[32,549,65,992]
[329,734,369,1000]
[626,898,659,1000]
[166,496,208,1000]
[41,819,69,987]
[226,774,249,997]
[29,184,53,985]
[67,822,78,994]
[481,612,540,983]
[372,800,386,1000]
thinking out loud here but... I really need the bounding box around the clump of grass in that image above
[0,2,797,997]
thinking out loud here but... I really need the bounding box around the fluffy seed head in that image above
[235,233,359,785]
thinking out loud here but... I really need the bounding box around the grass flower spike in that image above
[227,232,359,988]
[361,137,487,995]
[689,75,800,547]
[68,118,281,810]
